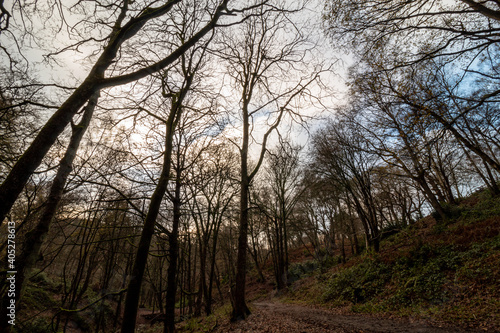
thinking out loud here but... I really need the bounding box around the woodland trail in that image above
[213,301,483,333]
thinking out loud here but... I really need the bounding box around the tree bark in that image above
[231,174,251,321]
[164,168,182,333]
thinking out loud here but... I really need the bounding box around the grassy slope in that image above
[282,189,500,332]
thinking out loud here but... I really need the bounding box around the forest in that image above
[0,0,499,332]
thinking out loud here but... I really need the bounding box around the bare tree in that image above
[0,0,246,223]
[215,2,324,320]
[256,141,303,289]
[187,142,238,315]
[324,0,500,69]
[0,92,99,330]
[348,59,499,203]
[324,0,500,176]
[121,21,213,331]
[310,117,383,251]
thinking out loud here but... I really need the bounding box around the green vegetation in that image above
[322,257,391,305]
[21,284,57,312]
[13,282,56,333]
[178,304,232,332]
[14,317,53,333]
[15,269,120,333]
[284,189,500,331]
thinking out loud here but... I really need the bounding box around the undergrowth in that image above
[285,189,500,330]
[178,303,232,332]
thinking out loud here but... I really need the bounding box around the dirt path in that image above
[214,301,482,333]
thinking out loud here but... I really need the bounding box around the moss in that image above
[13,317,52,333]
[21,285,56,311]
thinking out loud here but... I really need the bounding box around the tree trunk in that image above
[0,80,99,223]
[194,245,206,317]
[121,105,180,333]
[428,109,500,174]
[206,217,222,315]
[164,172,182,333]
[231,97,252,321]
[416,173,447,221]
[231,175,251,321]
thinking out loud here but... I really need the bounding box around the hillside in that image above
[13,190,500,333]
[178,189,500,332]
[269,189,500,331]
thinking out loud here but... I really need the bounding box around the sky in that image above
[0,0,351,163]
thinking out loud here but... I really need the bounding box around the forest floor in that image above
[177,189,499,333]
[206,300,482,333]
[17,189,498,333]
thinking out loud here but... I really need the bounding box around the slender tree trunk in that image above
[434,157,456,204]
[462,144,499,195]
[416,173,447,221]
[231,100,251,321]
[426,174,447,204]
[283,214,289,276]
[278,217,285,287]
[194,245,206,317]
[249,233,265,283]
[232,173,251,320]
[121,106,180,333]
[0,81,99,223]
[482,160,500,195]
[341,235,346,263]
[206,218,222,315]
[348,190,375,251]
[428,109,500,173]
[164,172,182,333]
[372,234,380,252]
[113,256,133,330]
[274,215,286,290]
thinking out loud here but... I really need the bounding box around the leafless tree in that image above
[0,0,259,223]
[255,141,303,289]
[310,117,383,251]
[215,1,325,320]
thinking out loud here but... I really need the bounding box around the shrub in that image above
[389,262,446,306]
[322,258,390,304]
[287,260,318,283]
[389,245,460,306]
[431,203,464,221]
[287,255,340,283]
